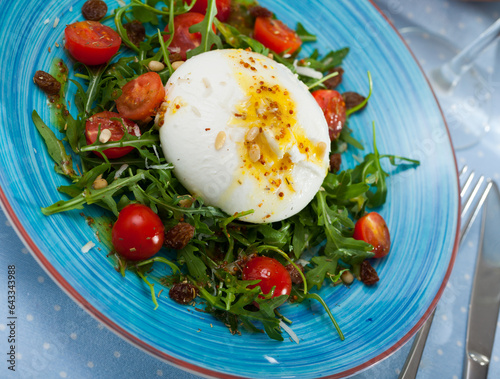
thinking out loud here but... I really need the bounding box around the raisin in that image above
[124,20,146,47]
[169,282,198,304]
[324,67,344,89]
[33,70,61,95]
[81,0,108,21]
[359,260,379,286]
[329,153,342,173]
[343,92,367,111]
[286,263,304,285]
[169,52,183,63]
[164,222,195,250]
[248,5,273,18]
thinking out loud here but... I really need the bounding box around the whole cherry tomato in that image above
[183,0,231,22]
[353,212,391,258]
[312,89,346,141]
[64,21,121,65]
[164,12,216,60]
[85,111,140,159]
[253,17,302,55]
[115,72,165,121]
[242,256,292,298]
[112,204,165,261]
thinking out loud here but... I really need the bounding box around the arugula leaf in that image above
[32,111,76,179]
[296,22,317,42]
[187,0,223,58]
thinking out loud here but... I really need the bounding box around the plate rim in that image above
[0,0,461,377]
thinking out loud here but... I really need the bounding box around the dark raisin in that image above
[329,153,342,173]
[324,67,344,89]
[359,260,379,286]
[285,263,304,285]
[343,92,367,111]
[33,70,61,95]
[164,222,195,250]
[81,0,108,21]
[124,20,146,47]
[169,282,198,304]
[169,52,183,63]
[248,5,273,18]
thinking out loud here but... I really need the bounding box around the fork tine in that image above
[461,171,476,199]
[462,175,484,214]
[460,165,469,177]
[460,179,493,243]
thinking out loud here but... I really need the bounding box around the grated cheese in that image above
[279,320,299,344]
[81,241,95,253]
[114,164,129,179]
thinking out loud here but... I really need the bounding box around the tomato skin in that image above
[112,204,165,261]
[353,212,391,258]
[312,89,346,141]
[242,257,292,298]
[253,17,302,55]
[164,12,216,60]
[64,21,121,65]
[85,111,140,159]
[184,0,231,22]
[115,72,165,121]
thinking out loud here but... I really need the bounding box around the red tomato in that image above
[164,12,216,60]
[85,111,140,159]
[253,17,302,55]
[64,21,121,66]
[184,0,231,22]
[353,212,391,258]
[312,89,346,141]
[112,204,165,261]
[242,256,292,298]
[115,72,165,121]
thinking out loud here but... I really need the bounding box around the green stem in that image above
[306,293,344,340]
[137,271,159,310]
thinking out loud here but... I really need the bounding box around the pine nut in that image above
[215,131,226,150]
[341,270,354,285]
[249,144,261,162]
[179,196,194,208]
[99,129,111,143]
[246,127,260,142]
[93,178,108,190]
[172,61,185,70]
[317,141,327,157]
[148,60,165,72]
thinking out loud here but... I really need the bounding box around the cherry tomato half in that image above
[242,256,292,298]
[312,89,346,141]
[353,212,391,258]
[253,17,302,55]
[115,72,165,121]
[64,21,121,66]
[85,111,140,159]
[112,204,165,261]
[184,0,231,22]
[164,12,216,60]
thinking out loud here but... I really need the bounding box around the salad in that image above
[32,0,418,342]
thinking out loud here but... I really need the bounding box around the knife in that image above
[463,180,500,379]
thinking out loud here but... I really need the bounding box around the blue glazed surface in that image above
[0,0,459,377]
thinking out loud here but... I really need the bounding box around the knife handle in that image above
[463,181,500,379]
[463,353,489,379]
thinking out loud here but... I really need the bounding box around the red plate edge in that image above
[0,1,461,378]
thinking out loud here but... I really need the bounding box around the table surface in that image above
[2,0,500,378]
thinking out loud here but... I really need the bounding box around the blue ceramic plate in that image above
[0,0,460,377]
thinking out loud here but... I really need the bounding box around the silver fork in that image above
[398,165,493,379]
